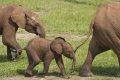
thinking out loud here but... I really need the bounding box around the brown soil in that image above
[15,32,88,41]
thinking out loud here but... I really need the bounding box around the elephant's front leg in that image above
[3,36,22,60]
[5,43,21,61]
[54,54,69,78]
[6,45,12,60]
[2,26,22,60]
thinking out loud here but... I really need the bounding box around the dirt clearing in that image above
[2,75,120,80]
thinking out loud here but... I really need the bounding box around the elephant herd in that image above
[0,2,120,78]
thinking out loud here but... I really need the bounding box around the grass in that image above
[0,0,115,34]
[0,39,119,79]
[0,0,119,80]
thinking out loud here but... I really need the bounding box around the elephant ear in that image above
[11,7,26,29]
[50,40,62,55]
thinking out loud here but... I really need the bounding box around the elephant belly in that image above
[93,25,120,50]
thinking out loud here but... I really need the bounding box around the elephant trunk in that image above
[36,24,45,38]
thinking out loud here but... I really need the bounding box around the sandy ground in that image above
[2,75,120,80]
[15,32,88,41]
[0,32,88,44]
[2,75,81,80]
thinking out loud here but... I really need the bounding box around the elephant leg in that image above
[37,59,52,75]
[116,53,120,70]
[3,34,22,57]
[25,50,40,77]
[107,32,120,70]
[80,38,109,77]
[7,45,20,60]
[112,47,120,70]
[7,45,12,60]
[25,62,38,77]
[54,54,69,78]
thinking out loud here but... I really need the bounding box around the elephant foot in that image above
[36,71,47,77]
[37,71,46,75]
[24,70,33,77]
[80,70,94,77]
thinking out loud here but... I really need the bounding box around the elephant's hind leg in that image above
[25,62,38,77]
[25,50,40,77]
[80,37,109,77]
[37,58,52,76]
[108,34,120,69]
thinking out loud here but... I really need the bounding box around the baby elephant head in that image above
[50,37,76,73]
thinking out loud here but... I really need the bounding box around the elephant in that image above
[79,2,120,77]
[0,5,45,60]
[24,37,76,78]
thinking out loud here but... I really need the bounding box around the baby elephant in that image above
[24,37,76,78]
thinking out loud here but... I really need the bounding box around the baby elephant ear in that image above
[11,6,26,29]
[50,40,62,55]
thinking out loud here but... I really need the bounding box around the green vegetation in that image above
[0,0,119,80]
[0,0,114,34]
[0,40,119,80]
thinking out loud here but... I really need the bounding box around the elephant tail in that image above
[74,18,94,53]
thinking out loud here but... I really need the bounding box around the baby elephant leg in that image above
[54,54,69,79]
[25,50,40,77]
[25,62,38,77]
[37,58,52,75]
[25,55,40,77]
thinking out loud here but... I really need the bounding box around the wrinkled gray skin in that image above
[81,2,120,77]
[0,5,45,60]
[24,37,76,78]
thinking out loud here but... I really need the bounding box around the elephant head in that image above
[10,6,45,38]
[50,37,76,73]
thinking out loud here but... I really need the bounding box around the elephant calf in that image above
[24,37,76,78]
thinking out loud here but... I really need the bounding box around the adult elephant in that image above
[0,5,45,60]
[79,2,120,76]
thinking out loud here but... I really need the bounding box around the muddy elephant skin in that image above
[0,5,45,60]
